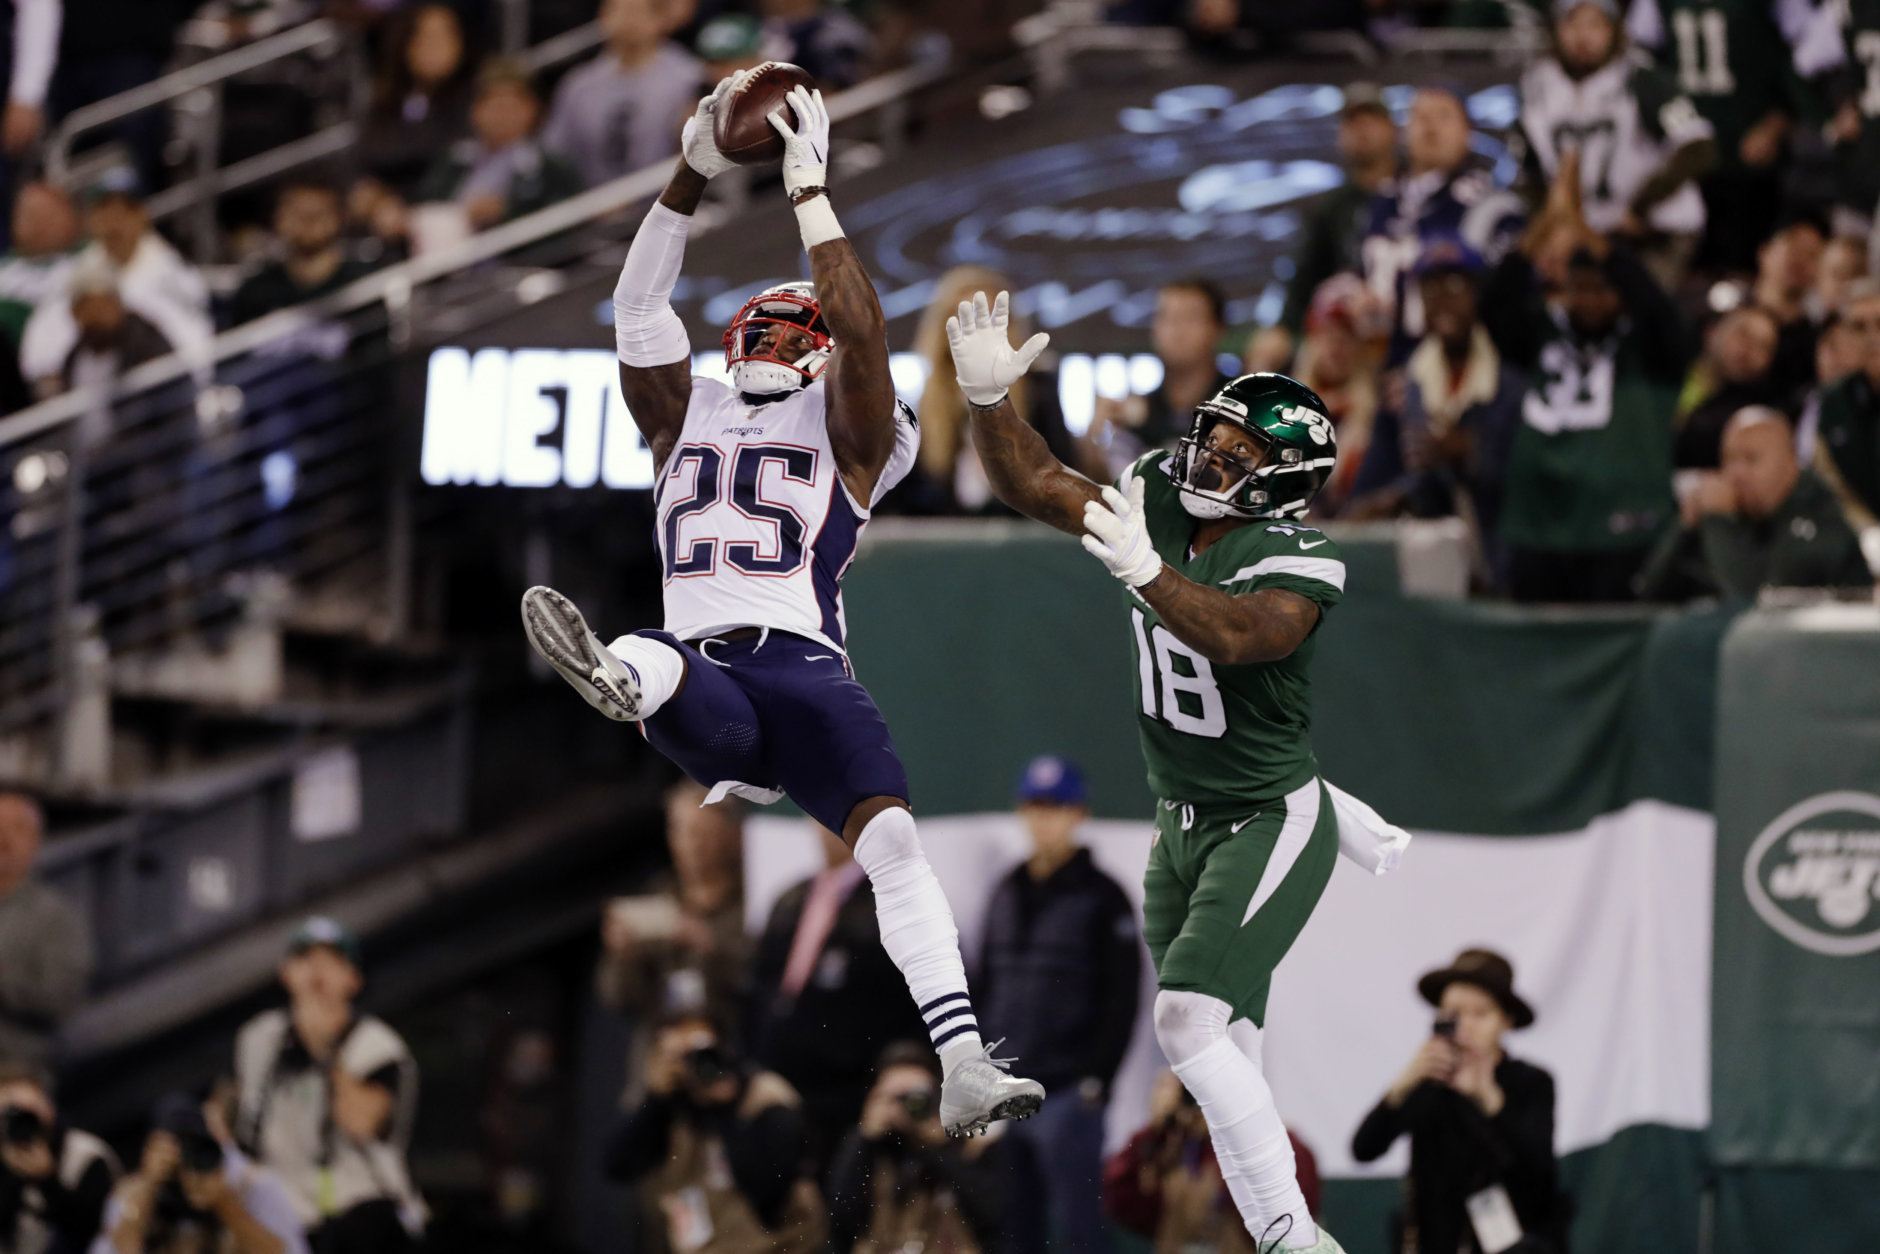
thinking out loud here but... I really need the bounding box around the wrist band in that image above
[793,193,844,250]
[967,395,1008,411]
[789,184,829,205]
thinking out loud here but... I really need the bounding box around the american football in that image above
[713,61,817,166]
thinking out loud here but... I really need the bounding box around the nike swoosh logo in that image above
[1231,814,1261,833]
[1298,539,1328,550]
[805,654,835,662]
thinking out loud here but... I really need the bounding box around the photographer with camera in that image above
[0,1062,116,1254]
[604,1010,825,1252]
[826,1043,1043,1254]
[93,1092,306,1254]
[1104,1071,1319,1254]
[1351,949,1566,1254]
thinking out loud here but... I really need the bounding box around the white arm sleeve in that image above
[10,0,62,107]
[613,202,693,367]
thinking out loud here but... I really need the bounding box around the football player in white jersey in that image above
[519,72,1044,1138]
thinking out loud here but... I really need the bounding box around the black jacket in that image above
[826,1125,1046,1254]
[977,848,1141,1094]
[0,1125,116,1254]
[1352,1055,1567,1254]
[748,877,927,1150]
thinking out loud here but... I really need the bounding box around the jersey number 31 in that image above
[1132,607,1226,738]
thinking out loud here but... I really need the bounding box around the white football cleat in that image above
[939,1041,1045,1138]
[520,586,644,722]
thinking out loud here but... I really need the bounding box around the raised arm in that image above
[614,74,746,472]
[951,290,1101,532]
[769,87,899,503]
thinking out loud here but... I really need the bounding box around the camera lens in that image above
[2,1107,45,1146]
[685,1044,733,1087]
[897,1088,935,1121]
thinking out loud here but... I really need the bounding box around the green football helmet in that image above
[1170,372,1338,520]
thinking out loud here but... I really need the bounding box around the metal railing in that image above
[1,52,958,790]
[43,12,607,263]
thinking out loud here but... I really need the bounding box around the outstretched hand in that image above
[768,85,830,199]
[946,290,1049,407]
[1082,469,1164,590]
[680,70,749,180]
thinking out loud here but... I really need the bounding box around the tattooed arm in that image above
[1139,576,1321,664]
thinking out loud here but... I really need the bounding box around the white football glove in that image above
[1082,470,1164,589]
[946,290,1049,407]
[680,70,748,180]
[767,85,830,198]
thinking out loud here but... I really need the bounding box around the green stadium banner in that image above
[1711,608,1880,1172]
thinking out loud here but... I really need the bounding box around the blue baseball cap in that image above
[1412,236,1486,279]
[1015,755,1087,807]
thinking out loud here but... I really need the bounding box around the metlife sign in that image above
[419,345,1170,490]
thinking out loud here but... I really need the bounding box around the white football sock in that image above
[851,806,985,1071]
[1156,990,1318,1250]
[605,634,685,719]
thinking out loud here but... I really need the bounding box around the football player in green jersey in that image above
[946,290,1351,1254]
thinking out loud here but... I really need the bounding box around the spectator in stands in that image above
[1352,949,1565,1254]
[975,756,1137,1254]
[0,0,61,250]
[18,179,213,395]
[1279,83,1400,350]
[1640,405,1874,600]
[1625,0,1840,274]
[748,826,924,1167]
[0,792,92,1070]
[693,13,768,82]
[827,1043,1043,1254]
[1674,304,1787,469]
[0,182,77,353]
[0,1061,116,1252]
[542,0,701,189]
[226,179,373,327]
[1815,235,1868,318]
[96,1090,307,1254]
[1347,239,1522,586]
[1364,87,1524,363]
[356,4,476,200]
[605,1009,826,1252]
[759,0,872,90]
[1518,0,1714,288]
[1809,278,1880,537]
[1104,1070,1320,1254]
[1092,278,1233,466]
[234,917,425,1254]
[1798,312,1862,465]
[596,780,750,1100]
[411,60,583,236]
[906,266,1088,513]
[49,2,187,194]
[1750,213,1827,398]
[1292,274,1384,513]
[40,252,175,399]
[1490,189,1685,602]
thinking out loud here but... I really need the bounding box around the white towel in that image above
[1326,780,1412,876]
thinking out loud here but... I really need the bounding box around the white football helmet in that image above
[722,281,834,396]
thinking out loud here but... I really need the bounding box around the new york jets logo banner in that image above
[1742,791,1880,957]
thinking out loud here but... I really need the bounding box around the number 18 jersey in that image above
[656,376,918,654]
[1125,453,1347,808]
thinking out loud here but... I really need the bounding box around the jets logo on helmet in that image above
[722,281,834,397]
[1171,373,1338,520]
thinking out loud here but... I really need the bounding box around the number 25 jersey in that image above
[655,375,918,654]
[1124,453,1346,809]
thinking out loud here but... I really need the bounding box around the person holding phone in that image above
[1351,949,1566,1254]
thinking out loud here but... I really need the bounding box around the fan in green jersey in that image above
[945,290,1408,1254]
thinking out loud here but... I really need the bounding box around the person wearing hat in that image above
[232,917,425,1254]
[1276,84,1401,348]
[96,1089,307,1254]
[975,755,1141,1254]
[1516,0,1715,286]
[1351,949,1565,1254]
[1347,236,1523,587]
